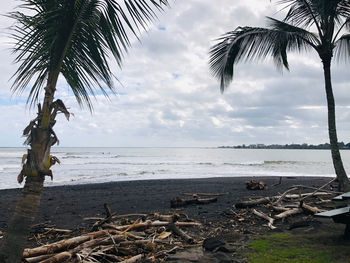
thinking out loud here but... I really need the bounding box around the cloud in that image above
[0,0,349,147]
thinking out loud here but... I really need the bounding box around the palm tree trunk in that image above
[322,59,350,192]
[0,85,56,262]
[0,176,44,263]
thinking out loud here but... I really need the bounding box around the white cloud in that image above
[0,0,349,147]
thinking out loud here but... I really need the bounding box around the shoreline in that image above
[0,176,334,231]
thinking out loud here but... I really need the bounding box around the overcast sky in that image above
[0,0,349,147]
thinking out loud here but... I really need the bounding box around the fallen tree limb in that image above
[37,234,126,263]
[171,197,217,208]
[300,177,339,201]
[300,202,325,214]
[235,197,271,208]
[181,192,228,197]
[274,208,303,220]
[43,228,71,234]
[38,252,71,263]
[105,221,201,231]
[266,204,291,212]
[168,222,194,243]
[84,214,147,221]
[252,209,276,229]
[119,254,143,263]
[23,254,54,263]
[284,192,334,199]
[22,230,114,258]
[274,187,299,205]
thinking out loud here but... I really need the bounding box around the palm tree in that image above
[209,0,350,192]
[0,0,169,262]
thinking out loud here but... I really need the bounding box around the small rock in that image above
[203,237,225,251]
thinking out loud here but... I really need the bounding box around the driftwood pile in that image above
[22,207,201,263]
[245,179,268,190]
[233,179,339,230]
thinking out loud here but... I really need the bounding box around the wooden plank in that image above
[315,206,350,218]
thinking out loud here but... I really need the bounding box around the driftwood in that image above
[168,222,194,243]
[300,177,338,201]
[84,213,147,221]
[105,220,201,231]
[181,192,228,197]
[39,252,71,263]
[22,202,204,263]
[273,177,283,186]
[266,204,291,212]
[235,197,271,208]
[252,209,276,229]
[43,228,71,234]
[23,254,54,263]
[246,179,268,190]
[274,187,299,205]
[119,254,143,263]
[170,196,217,208]
[274,208,303,219]
[301,202,325,214]
[23,230,114,258]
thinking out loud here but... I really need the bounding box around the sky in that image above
[0,0,350,147]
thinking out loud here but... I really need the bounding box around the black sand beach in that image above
[0,176,333,231]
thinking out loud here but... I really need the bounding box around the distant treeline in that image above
[219,142,350,150]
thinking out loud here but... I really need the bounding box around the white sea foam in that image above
[0,147,345,190]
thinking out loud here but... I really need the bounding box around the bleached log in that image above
[274,187,299,205]
[252,209,276,229]
[181,192,228,196]
[105,220,201,231]
[266,204,291,212]
[284,192,333,198]
[119,254,143,263]
[22,230,114,258]
[84,214,147,221]
[168,222,194,243]
[23,254,54,263]
[301,203,325,214]
[171,197,217,208]
[38,252,71,263]
[35,234,125,263]
[274,208,303,219]
[43,228,72,234]
[235,197,271,208]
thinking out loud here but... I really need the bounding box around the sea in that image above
[0,147,349,190]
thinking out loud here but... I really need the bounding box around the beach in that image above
[0,176,333,230]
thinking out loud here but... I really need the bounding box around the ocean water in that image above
[0,147,348,190]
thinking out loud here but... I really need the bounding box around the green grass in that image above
[247,232,350,263]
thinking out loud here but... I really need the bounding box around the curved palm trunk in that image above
[0,176,44,262]
[0,86,56,262]
[322,59,350,192]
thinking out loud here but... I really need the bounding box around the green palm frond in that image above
[10,0,169,109]
[209,18,317,92]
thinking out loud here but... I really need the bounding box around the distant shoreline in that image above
[219,142,350,150]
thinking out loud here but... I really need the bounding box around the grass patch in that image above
[248,232,350,263]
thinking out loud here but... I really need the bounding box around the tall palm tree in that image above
[209,0,350,192]
[0,0,169,262]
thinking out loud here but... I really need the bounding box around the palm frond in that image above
[334,33,350,62]
[10,0,169,109]
[280,0,350,35]
[278,0,322,29]
[209,18,317,92]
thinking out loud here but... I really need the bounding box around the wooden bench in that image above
[315,192,350,238]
